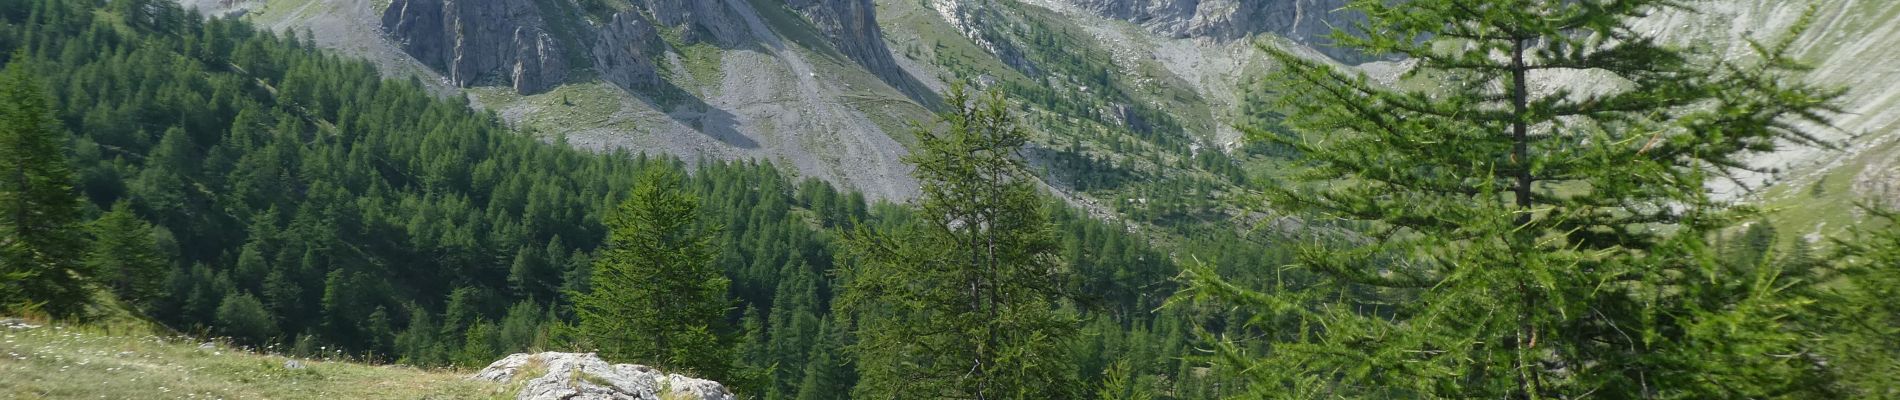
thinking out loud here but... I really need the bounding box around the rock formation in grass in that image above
[472,352,736,400]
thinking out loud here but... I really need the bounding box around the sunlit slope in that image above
[0,320,498,399]
[1637,1,1900,241]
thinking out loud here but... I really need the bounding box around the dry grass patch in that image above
[0,319,503,399]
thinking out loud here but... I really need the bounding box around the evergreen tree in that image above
[507,245,550,302]
[362,306,395,357]
[766,261,822,397]
[460,320,498,367]
[496,300,544,353]
[0,61,90,318]
[1825,207,1900,398]
[1095,359,1151,400]
[85,201,168,308]
[395,303,449,367]
[838,85,1080,399]
[1182,1,1844,397]
[573,166,733,380]
[733,306,773,398]
[439,287,480,341]
[215,292,277,346]
[0,246,22,311]
[261,268,303,330]
[233,241,269,293]
[735,305,770,393]
[792,319,849,400]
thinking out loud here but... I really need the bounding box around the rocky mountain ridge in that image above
[175,0,1299,203]
[225,0,934,199]
[378,0,921,97]
[1050,0,1362,60]
[176,0,1900,230]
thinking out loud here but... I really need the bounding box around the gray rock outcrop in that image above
[785,0,927,99]
[0,318,39,330]
[472,352,736,400]
[640,0,748,46]
[512,27,566,94]
[592,12,668,91]
[1063,0,1365,61]
[381,0,567,94]
[377,0,924,96]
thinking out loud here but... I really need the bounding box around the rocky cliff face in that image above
[591,12,668,91]
[639,0,749,46]
[512,27,567,94]
[380,0,921,96]
[787,0,929,100]
[365,0,928,200]
[381,0,568,94]
[377,0,749,94]
[1062,0,1363,60]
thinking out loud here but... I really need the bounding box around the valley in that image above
[2,0,1898,398]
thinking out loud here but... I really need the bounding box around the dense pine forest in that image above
[1,0,1896,399]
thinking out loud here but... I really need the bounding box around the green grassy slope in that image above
[0,320,499,399]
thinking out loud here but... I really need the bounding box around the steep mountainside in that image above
[1634,1,1900,241]
[380,0,568,94]
[972,0,1900,240]
[1046,0,1363,60]
[173,0,1342,215]
[172,0,1900,238]
[183,0,933,200]
[376,0,923,98]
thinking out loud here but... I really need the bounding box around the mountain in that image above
[169,0,1321,211]
[1636,1,1900,241]
[1038,0,1364,60]
[373,0,927,99]
[1010,0,1900,241]
[172,0,1900,238]
[6,0,1897,397]
[183,0,933,200]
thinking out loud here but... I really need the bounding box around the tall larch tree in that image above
[0,61,91,318]
[1825,206,1900,397]
[86,201,169,308]
[1182,0,1843,398]
[838,85,1080,399]
[573,166,734,380]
